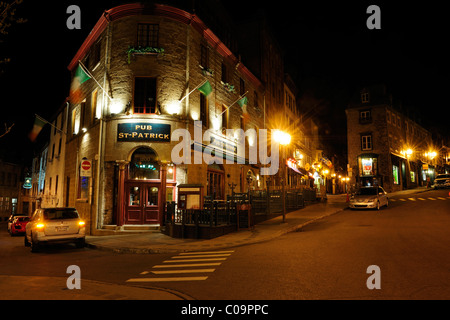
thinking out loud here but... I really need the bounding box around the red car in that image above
[10,216,30,236]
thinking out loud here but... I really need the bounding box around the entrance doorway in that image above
[125,182,161,225]
[124,147,162,225]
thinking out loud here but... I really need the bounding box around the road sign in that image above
[80,160,92,177]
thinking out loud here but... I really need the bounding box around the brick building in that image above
[64,3,270,234]
[346,84,434,192]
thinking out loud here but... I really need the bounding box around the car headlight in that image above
[78,220,86,227]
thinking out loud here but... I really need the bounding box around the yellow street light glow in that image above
[406,149,413,156]
[273,130,291,145]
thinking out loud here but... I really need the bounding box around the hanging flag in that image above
[70,64,91,104]
[197,80,212,97]
[237,96,248,113]
[28,116,47,142]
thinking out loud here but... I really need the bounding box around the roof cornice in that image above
[67,3,263,89]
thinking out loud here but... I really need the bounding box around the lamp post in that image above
[273,130,291,223]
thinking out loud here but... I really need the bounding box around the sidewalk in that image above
[85,200,349,254]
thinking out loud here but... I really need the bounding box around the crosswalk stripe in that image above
[153,263,222,268]
[437,197,446,200]
[172,254,231,259]
[428,198,437,200]
[126,277,208,282]
[179,251,234,255]
[127,251,234,283]
[408,198,416,201]
[151,269,215,275]
[399,199,406,201]
[163,258,227,263]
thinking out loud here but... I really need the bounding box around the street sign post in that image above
[80,160,92,177]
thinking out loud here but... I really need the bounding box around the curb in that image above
[85,206,348,254]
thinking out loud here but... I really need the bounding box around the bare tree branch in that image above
[0,122,14,139]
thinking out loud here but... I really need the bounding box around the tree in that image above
[0,0,27,73]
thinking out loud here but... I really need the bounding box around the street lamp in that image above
[273,130,291,223]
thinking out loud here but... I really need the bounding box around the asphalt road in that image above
[1,188,450,302]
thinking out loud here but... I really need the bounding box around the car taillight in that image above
[78,220,86,227]
[36,223,45,230]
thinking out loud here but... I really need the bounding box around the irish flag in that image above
[28,116,46,142]
[238,96,248,114]
[70,64,91,104]
[198,80,212,97]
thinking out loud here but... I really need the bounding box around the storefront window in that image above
[358,156,378,176]
[393,165,399,185]
[167,164,175,181]
[129,147,160,180]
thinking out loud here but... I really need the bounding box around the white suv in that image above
[25,208,86,253]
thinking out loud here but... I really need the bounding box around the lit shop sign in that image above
[23,177,32,189]
[117,123,171,142]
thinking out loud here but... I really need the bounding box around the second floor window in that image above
[137,23,159,48]
[200,44,209,69]
[360,110,372,123]
[134,77,157,114]
[361,134,373,151]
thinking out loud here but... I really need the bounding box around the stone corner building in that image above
[346,84,434,193]
[64,3,271,234]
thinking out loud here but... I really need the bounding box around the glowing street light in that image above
[273,130,291,223]
[273,130,291,146]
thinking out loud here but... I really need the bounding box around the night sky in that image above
[1,0,449,166]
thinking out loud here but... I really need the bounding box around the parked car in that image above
[432,174,450,189]
[7,213,24,233]
[25,208,86,253]
[349,186,389,210]
[9,216,30,236]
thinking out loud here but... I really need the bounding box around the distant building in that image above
[346,84,435,192]
[0,161,22,220]
[39,101,69,209]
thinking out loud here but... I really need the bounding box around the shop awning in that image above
[390,151,406,159]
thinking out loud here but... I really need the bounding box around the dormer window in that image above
[361,92,369,103]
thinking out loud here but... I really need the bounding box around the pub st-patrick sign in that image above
[117,123,171,142]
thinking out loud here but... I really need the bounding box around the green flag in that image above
[28,116,47,142]
[75,65,91,84]
[238,96,248,114]
[237,96,248,108]
[70,64,92,104]
[198,80,212,97]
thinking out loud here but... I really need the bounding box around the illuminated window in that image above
[78,176,89,200]
[393,165,399,185]
[129,147,160,180]
[133,77,157,114]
